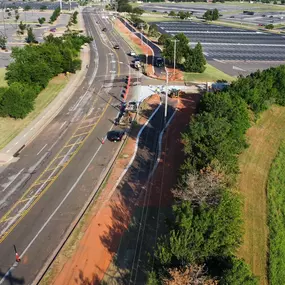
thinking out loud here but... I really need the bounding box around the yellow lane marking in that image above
[0,97,112,243]
[0,14,122,243]
[64,141,83,148]
[72,132,90,138]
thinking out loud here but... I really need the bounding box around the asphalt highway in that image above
[156,21,285,61]
[0,8,134,285]
[3,1,78,10]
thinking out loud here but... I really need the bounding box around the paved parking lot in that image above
[2,1,78,10]
[155,21,285,75]
[156,21,285,61]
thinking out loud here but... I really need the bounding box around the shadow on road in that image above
[0,270,25,285]
[99,104,176,284]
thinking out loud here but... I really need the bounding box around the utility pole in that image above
[171,39,179,80]
[69,0,71,11]
[59,0,62,11]
[2,2,6,38]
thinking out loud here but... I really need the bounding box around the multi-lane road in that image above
[0,7,135,285]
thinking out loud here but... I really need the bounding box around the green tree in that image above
[50,7,60,23]
[220,258,258,285]
[169,10,176,17]
[178,11,186,19]
[38,17,45,25]
[24,5,31,11]
[18,21,26,35]
[40,5,47,11]
[132,7,144,15]
[203,10,212,21]
[184,42,206,73]
[26,27,37,43]
[0,35,7,50]
[265,23,274,29]
[15,14,20,22]
[0,83,38,119]
[158,33,171,45]
[148,24,160,37]
[163,33,190,65]
[155,190,243,266]
[212,8,219,20]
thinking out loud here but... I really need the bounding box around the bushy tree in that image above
[26,27,37,43]
[132,7,144,15]
[18,21,26,35]
[203,9,219,21]
[220,258,258,285]
[184,42,206,73]
[0,35,7,49]
[38,17,45,25]
[50,7,60,23]
[24,5,31,11]
[148,24,160,37]
[158,33,171,45]
[40,5,47,11]
[169,11,176,17]
[0,83,39,119]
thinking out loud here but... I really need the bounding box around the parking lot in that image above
[155,21,285,75]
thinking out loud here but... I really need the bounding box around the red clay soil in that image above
[50,95,161,285]
[114,19,154,76]
[138,93,201,208]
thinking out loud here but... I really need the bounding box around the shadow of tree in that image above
[0,269,25,285]
[99,104,176,284]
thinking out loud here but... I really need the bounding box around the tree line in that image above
[147,64,285,284]
[0,32,92,119]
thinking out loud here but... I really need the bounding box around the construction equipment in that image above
[168,88,185,98]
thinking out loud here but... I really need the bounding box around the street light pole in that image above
[171,39,179,80]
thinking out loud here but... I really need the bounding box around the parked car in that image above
[114,44,120,49]
[230,16,235,18]
[258,23,264,26]
[50,28,56,32]
[102,27,107,32]
[152,10,157,12]
[107,130,125,142]
[129,51,136,56]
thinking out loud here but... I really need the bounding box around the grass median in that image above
[238,106,285,285]
[184,63,235,82]
[0,75,68,150]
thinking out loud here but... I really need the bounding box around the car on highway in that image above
[155,57,164,67]
[107,130,125,142]
[114,44,120,49]
[129,51,136,56]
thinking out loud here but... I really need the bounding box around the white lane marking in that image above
[213,58,225,63]
[36,144,48,156]
[0,173,30,208]
[5,149,11,153]
[165,30,262,34]
[14,142,18,146]
[48,121,69,152]
[191,42,285,47]
[30,128,34,131]
[233,65,246,71]
[59,121,67,130]
[1,168,25,192]
[0,138,80,238]
[23,134,27,137]
[87,107,94,117]
[0,125,114,285]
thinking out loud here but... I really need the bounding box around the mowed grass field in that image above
[0,75,68,150]
[238,106,285,285]
[267,140,285,285]
[184,63,235,82]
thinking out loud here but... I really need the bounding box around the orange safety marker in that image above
[101,137,105,144]
[14,245,21,262]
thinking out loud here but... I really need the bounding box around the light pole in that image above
[171,39,179,80]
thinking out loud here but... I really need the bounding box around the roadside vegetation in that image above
[146,64,285,284]
[0,32,92,119]
[267,140,285,285]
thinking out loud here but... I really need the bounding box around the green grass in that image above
[0,75,68,150]
[0,68,7,87]
[238,106,285,285]
[183,63,235,82]
[267,140,285,285]
[140,15,184,23]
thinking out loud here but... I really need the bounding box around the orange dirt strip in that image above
[114,19,154,76]
[51,95,160,285]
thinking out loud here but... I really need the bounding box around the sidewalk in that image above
[0,11,90,166]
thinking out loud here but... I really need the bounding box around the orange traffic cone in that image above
[101,137,105,144]
[15,252,21,262]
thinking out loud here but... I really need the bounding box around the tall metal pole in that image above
[69,0,71,11]
[59,0,62,11]
[164,69,169,123]
[2,3,6,37]
[171,39,179,80]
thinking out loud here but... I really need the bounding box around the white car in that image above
[129,51,136,56]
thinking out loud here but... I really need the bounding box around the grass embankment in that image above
[267,140,285,285]
[0,75,68,150]
[184,63,235,82]
[238,106,285,285]
[0,68,7,87]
